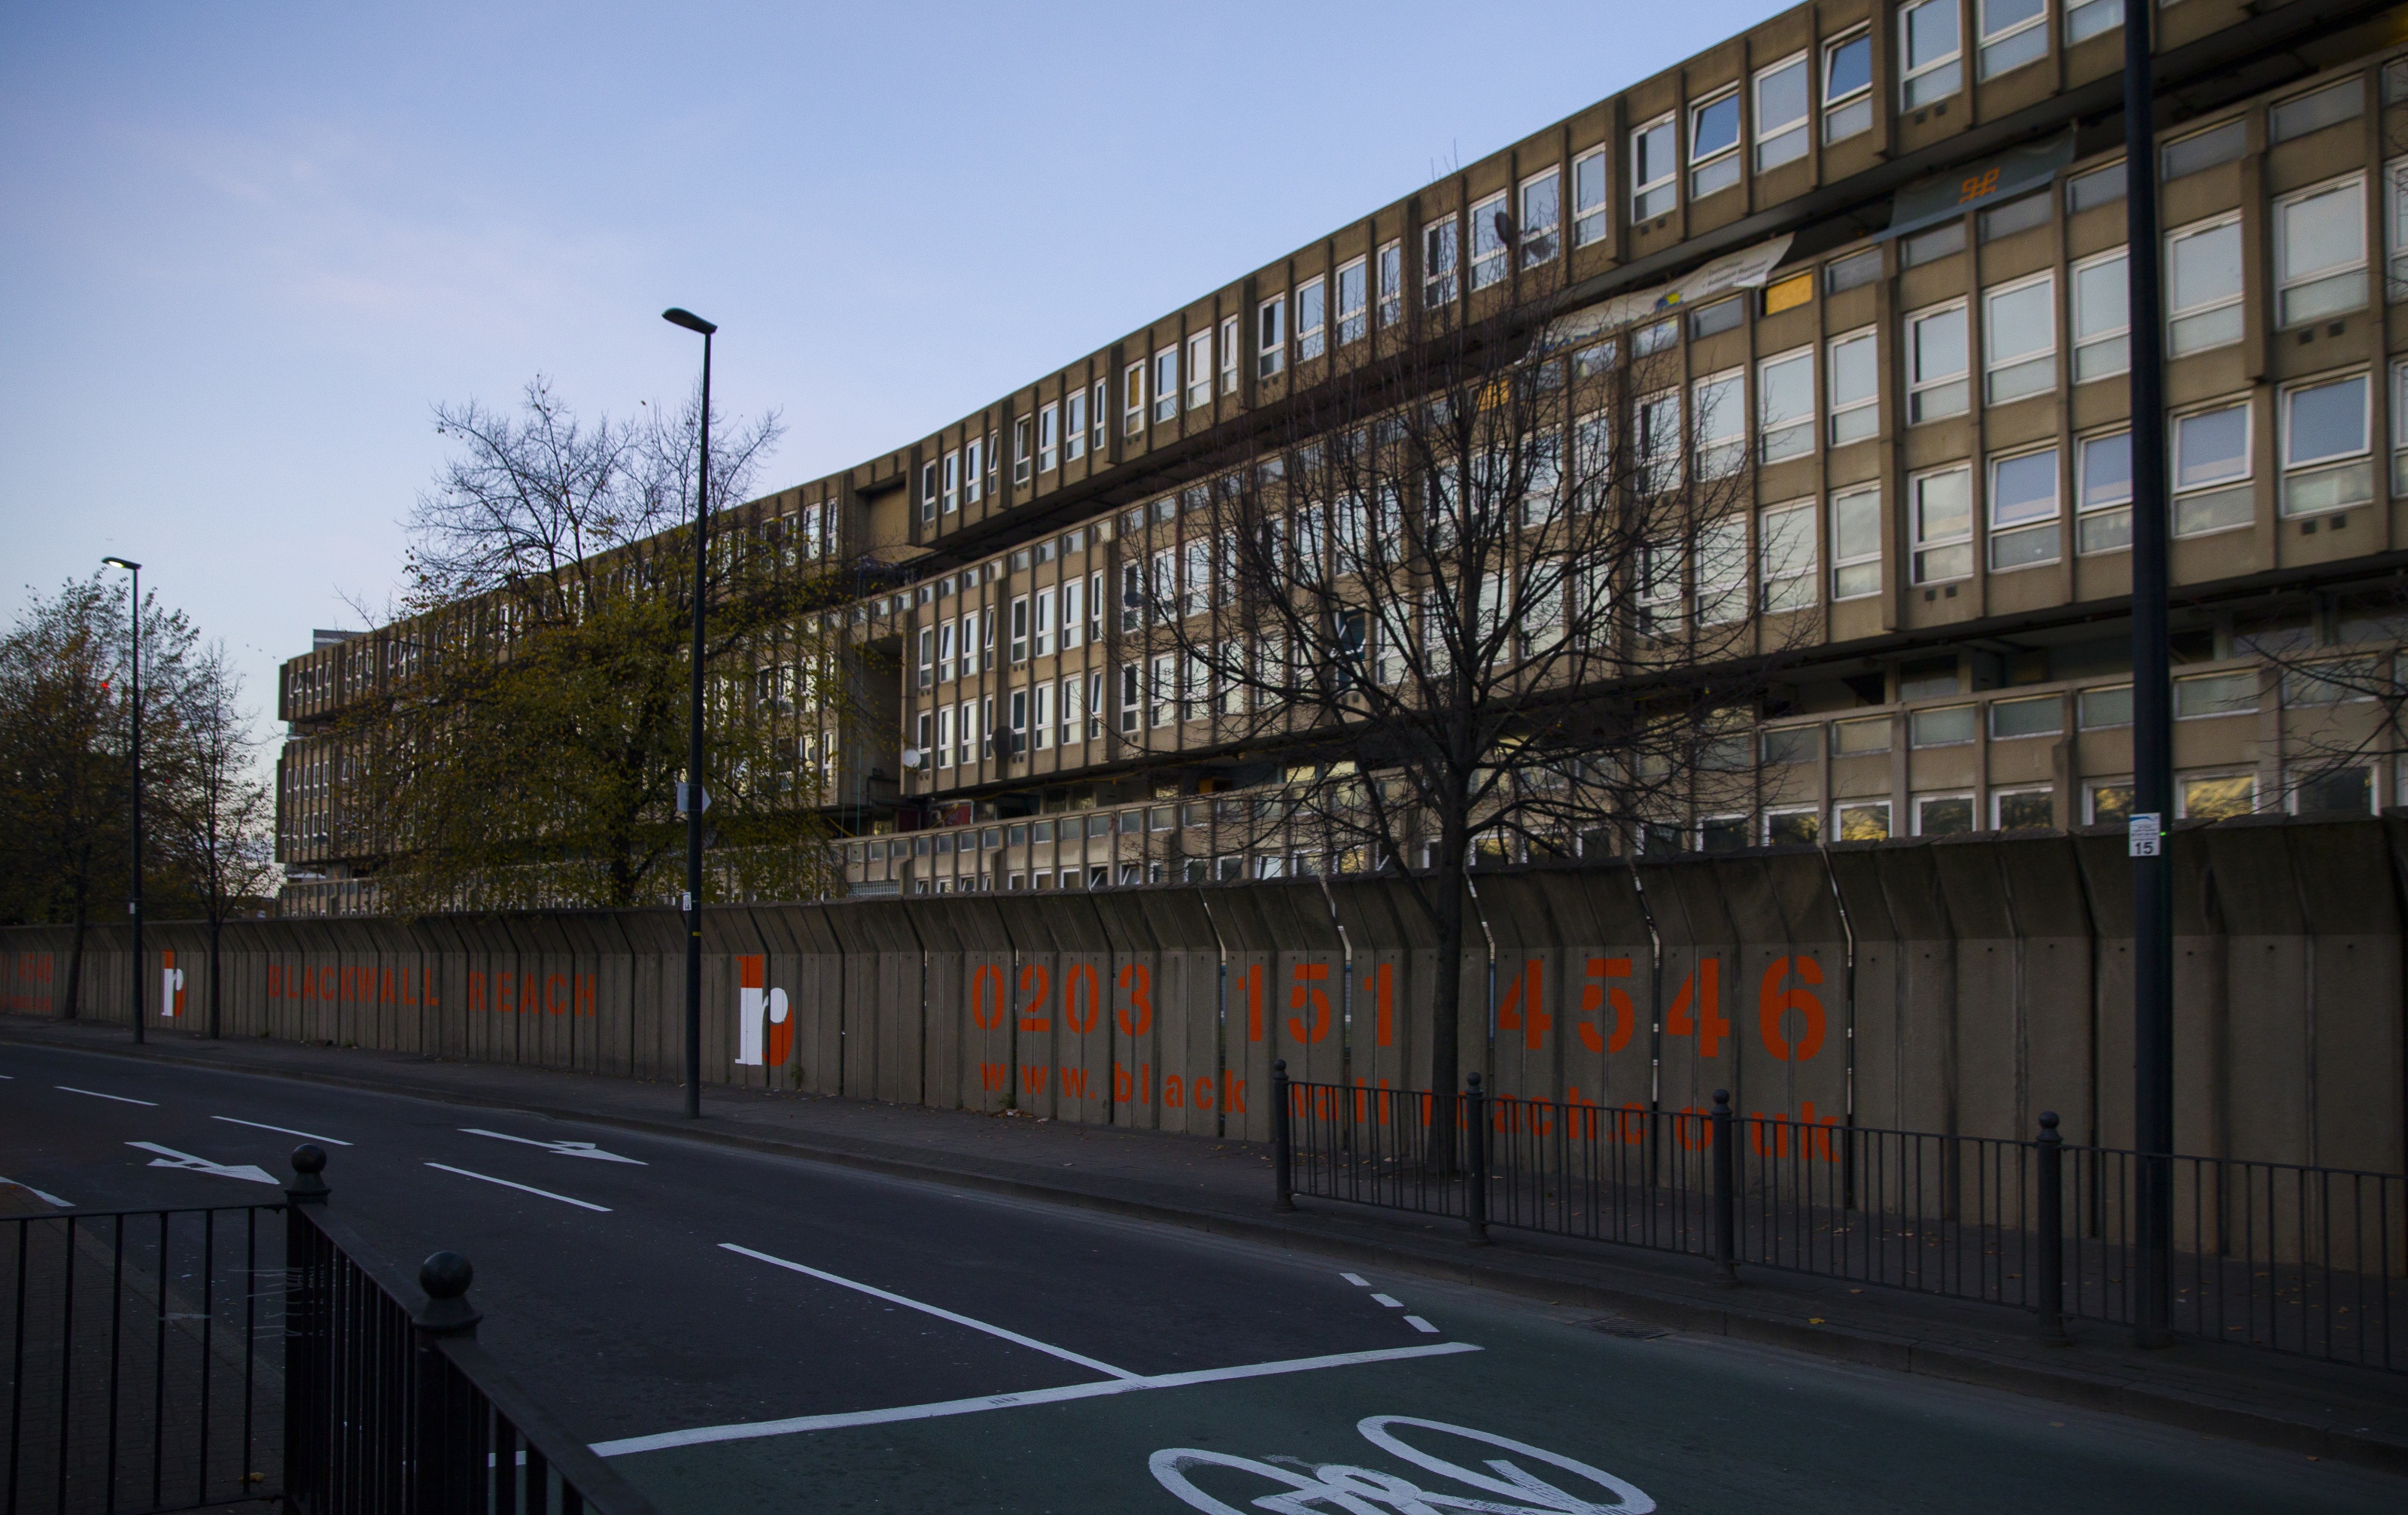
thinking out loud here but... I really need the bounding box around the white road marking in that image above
[214,1116,352,1146]
[59,1085,156,1106]
[2,1176,70,1208]
[1371,1294,1403,1308]
[425,1163,611,1212]
[126,1142,278,1185]
[1340,1271,1369,1286]
[1405,1316,1439,1334]
[461,1128,645,1164]
[722,1243,1137,1380]
[591,1341,1484,1457]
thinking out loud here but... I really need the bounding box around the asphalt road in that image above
[5,1041,2402,1513]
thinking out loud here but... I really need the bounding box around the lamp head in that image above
[103,556,141,572]
[661,307,718,336]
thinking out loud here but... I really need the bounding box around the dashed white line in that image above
[722,1243,1138,1380]
[425,1164,611,1212]
[57,1085,156,1106]
[1404,1316,1440,1334]
[590,1340,1483,1456]
[1340,1272,1369,1286]
[214,1116,352,1146]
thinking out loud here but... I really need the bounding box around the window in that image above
[1823,29,1873,143]
[1297,276,1327,360]
[2172,400,2253,535]
[959,611,982,677]
[1118,663,1140,733]
[1032,680,1053,750]
[1915,794,1975,836]
[2180,773,2256,821]
[1759,348,1814,461]
[2394,360,2408,493]
[942,449,961,513]
[1689,91,1741,199]
[916,626,935,689]
[1826,248,1881,294]
[1908,304,1969,422]
[1336,258,1368,345]
[968,435,987,502]
[1694,373,1743,481]
[1120,561,1142,632]
[1899,0,1963,109]
[1988,446,2060,570]
[1984,274,2056,403]
[959,700,979,766]
[1060,579,1084,650]
[1911,465,1973,584]
[1519,169,1560,265]
[1990,695,2062,738]
[1087,671,1105,741]
[1186,331,1212,409]
[1376,239,1403,326]
[2291,766,2373,815]
[938,620,956,683]
[1637,535,1686,636]
[1065,391,1088,461]
[1089,570,1104,638]
[1835,801,1891,841]
[1697,516,1749,625]
[2069,249,2129,383]
[1091,380,1108,451]
[2276,177,2367,327]
[2079,685,2132,729]
[1033,586,1054,658]
[1007,689,1029,756]
[2175,670,2258,719]
[1571,149,1607,247]
[1760,501,1817,613]
[1902,221,1964,266]
[2163,119,2245,180]
[2066,0,2121,46]
[1152,348,1178,423]
[1835,716,1892,754]
[1038,403,1060,473]
[1763,271,1812,315]
[1753,54,1810,172]
[935,704,955,769]
[1009,595,1029,664]
[1424,217,1459,306]
[1689,297,1743,338]
[1827,329,1877,445]
[1978,0,2047,79]
[2281,373,2372,516]
[1637,390,1682,494]
[1978,191,2050,242]
[1149,653,1175,728]
[1832,485,1882,599]
[2086,780,2134,823]
[2066,160,2125,213]
[1123,362,1146,434]
[1635,317,1677,355]
[1994,789,2054,829]
[2077,430,2133,554]
[2285,656,2381,708]
[1767,809,1821,845]
[1013,417,1032,485]
[2270,78,2363,144]
[1764,727,1819,765]
[920,460,938,524]
[1631,114,1677,221]
[1257,295,1285,377]
[1910,705,1977,747]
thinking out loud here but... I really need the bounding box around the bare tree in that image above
[154,643,277,1034]
[1129,254,1814,1102]
[338,379,868,911]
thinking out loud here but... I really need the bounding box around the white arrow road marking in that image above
[426,1164,612,1212]
[60,1085,157,1106]
[722,1243,1139,1380]
[126,1142,278,1185]
[461,1128,645,1164]
[2,1176,70,1208]
[214,1115,353,1146]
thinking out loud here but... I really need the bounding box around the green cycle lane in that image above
[600,1285,2404,1514]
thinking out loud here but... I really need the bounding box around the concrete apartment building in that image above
[278,0,2408,914]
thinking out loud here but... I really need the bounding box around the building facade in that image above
[279,0,2408,912]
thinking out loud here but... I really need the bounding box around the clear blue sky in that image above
[1,0,1785,740]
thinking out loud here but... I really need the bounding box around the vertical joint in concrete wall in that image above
[1817,842,1862,1124]
[1625,856,1665,1110]
[1464,872,1498,1052]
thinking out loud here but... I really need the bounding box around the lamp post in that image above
[2122,2,2175,1348]
[103,556,144,1045]
[662,306,716,1120]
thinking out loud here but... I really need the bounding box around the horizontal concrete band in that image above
[6,814,2402,1177]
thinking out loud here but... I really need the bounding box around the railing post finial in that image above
[285,1143,330,1205]
[415,1251,483,1337]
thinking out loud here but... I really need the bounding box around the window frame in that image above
[1757,346,1816,463]
[1687,89,1742,200]
[1753,52,1811,172]
[1906,301,1970,424]
[1570,148,1608,247]
[2076,427,2134,555]
[2166,212,2245,356]
[1038,403,1060,473]
[1759,498,1818,613]
[1376,239,1404,326]
[1910,463,1975,585]
[1064,390,1087,461]
[1424,215,1460,307]
[1336,256,1370,344]
[1822,27,1873,144]
[1257,294,1287,378]
[1123,361,1146,435]
[1185,330,1212,409]
[1976,0,2048,81]
[1986,443,2063,573]
[1692,368,1747,479]
[2170,397,2255,537]
[1899,0,1964,110]
[1296,275,1328,359]
[2279,370,2373,518]
[1981,270,2057,404]
[1630,113,1677,221]
[1519,167,1561,266]
[2071,246,2130,384]
[2273,172,2370,329]
[1830,483,1883,600]
[1827,326,1879,446]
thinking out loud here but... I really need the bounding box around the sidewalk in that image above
[8,1012,2404,1473]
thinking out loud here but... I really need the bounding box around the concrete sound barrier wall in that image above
[4,815,2400,1179]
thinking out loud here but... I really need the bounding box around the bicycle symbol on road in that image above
[1151,1414,1653,1513]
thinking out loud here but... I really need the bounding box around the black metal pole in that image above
[2036,1112,2068,1343]
[686,329,712,1121]
[1465,1072,1489,1244]
[2123,0,2175,1349]
[129,564,144,1045]
[1710,1088,1738,1285]
[1271,1060,1294,1211]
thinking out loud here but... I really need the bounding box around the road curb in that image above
[10,1024,2404,1475]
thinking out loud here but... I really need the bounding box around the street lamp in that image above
[103,555,144,1045]
[662,306,716,1120]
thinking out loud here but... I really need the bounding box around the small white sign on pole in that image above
[2128,812,2162,857]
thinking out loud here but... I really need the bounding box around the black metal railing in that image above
[280,1145,661,1515]
[4,1200,284,1514]
[1272,1063,2406,1371]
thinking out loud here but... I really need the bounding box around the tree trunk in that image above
[62,842,90,1021]
[208,909,222,1039]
